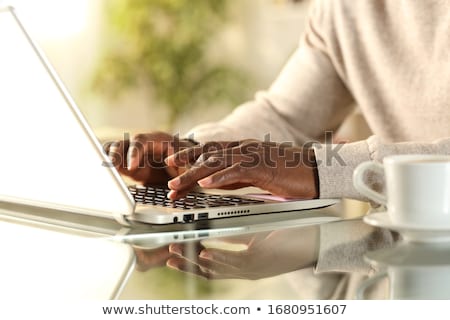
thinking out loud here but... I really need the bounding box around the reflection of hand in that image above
[133,245,173,272]
[166,226,319,280]
[165,140,319,200]
[104,132,196,185]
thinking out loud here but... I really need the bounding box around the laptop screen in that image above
[0,8,133,222]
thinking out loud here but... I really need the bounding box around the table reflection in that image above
[126,219,400,299]
[4,201,448,300]
[134,226,319,280]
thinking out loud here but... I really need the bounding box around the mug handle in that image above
[353,161,387,206]
[355,272,388,300]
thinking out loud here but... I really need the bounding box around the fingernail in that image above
[169,244,182,256]
[199,250,212,260]
[198,177,212,187]
[166,259,179,270]
[167,190,176,199]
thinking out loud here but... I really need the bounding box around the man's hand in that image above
[104,132,196,185]
[166,226,319,280]
[165,140,319,200]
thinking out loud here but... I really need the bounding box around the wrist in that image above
[306,148,320,198]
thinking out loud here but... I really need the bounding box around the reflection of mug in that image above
[357,243,450,300]
[353,155,450,227]
[357,267,450,300]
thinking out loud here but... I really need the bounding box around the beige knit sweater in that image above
[187,0,450,296]
[189,0,450,200]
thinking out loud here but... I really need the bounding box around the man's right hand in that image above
[104,132,195,186]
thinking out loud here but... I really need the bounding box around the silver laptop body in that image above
[0,6,338,225]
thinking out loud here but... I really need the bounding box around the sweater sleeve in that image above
[314,136,450,199]
[315,218,399,274]
[187,0,354,145]
[314,137,450,276]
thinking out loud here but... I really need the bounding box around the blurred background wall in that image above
[7,0,312,140]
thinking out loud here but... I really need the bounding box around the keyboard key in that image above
[128,186,265,209]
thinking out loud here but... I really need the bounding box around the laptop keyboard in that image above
[128,186,264,210]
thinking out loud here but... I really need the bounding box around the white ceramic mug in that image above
[353,155,450,227]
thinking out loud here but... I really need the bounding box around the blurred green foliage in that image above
[92,0,249,126]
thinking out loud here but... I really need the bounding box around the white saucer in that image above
[364,212,450,243]
[365,241,450,267]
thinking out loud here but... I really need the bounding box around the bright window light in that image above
[3,0,89,39]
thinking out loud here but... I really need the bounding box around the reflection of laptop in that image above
[0,7,339,225]
[0,216,135,300]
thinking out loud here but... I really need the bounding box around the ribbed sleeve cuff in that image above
[315,219,397,274]
[313,139,372,199]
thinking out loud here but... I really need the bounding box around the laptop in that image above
[0,6,339,226]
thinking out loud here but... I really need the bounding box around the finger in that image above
[134,245,172,272]
[167,257,223,279]
[165,165,181,179]
[132,166,170,185]
[194,256,244,277]
[212,183,253,189]
[126,134,150,171]
[168,242,203,262]
[169,179,251,194]
[165,145,205,168]
[102,141,114,167]
[166,141,239,167]
[103,141,113,154]
[168,140,245,173]
[166,189,189,200]
[168,158,257,200]
[198,248,247,268]
[167,257,237,280]
[197,163,257,189]
[108,140,129,171]
[127,133,173,171]
[167,156,230,194]
[126,140,140,171]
